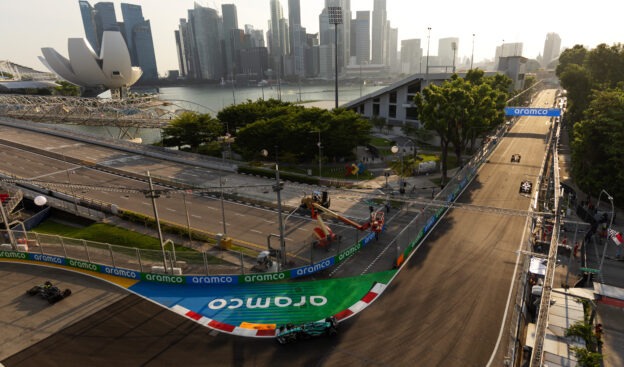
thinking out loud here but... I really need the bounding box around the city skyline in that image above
[2,0,622,75]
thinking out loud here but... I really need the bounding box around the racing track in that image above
[2,90,557,366]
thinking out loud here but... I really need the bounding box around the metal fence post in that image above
[108,244,115,268]
[59,236,68,258]
[82,239,91,262]
[136,248,143,272]
[168,251,174,272]
[203,251,209,275]
[35,233,44,254]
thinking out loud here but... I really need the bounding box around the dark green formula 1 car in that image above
[26,281,72,304]
[276,317,338,344]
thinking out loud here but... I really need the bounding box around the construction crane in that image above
[300,195,384,249]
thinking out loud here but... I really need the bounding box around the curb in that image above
[171,304,276,337]
[169,281,389,337]
[333,282,388,321]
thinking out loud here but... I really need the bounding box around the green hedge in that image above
[237,165,320,185]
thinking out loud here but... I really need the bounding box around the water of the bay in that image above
[59,83,384,144]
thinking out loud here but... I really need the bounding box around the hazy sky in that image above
[2,0,622,75]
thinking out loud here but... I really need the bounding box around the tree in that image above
[556,44,587,77]
[370,115,387,132]
[217,98,294,134]
[571,89,624,206]
[560,64,593,126]
[414,72,509,183]
[584,43,624,89]
[401,123,434,147]
[234,107,371,162]
[414,84,454,183]
[161,111,222,152]
[53,81,80,96]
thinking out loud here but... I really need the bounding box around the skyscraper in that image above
[222,4,239,77]
[121,3,158,80]
[245,25,265,47]
[78,1,99,53]
[92,2,118,53]
[269,0,285,76]
[354,11,370,65]
[438,37,459,71]
[79,1,158,81]
[495,42,523,69]
[288,0,306,77]
[320,0,347,74]
[400,39,422,74]
[339,0,351,68]
[188,4,223,80]
[371,0,386,65]
[387,24,398,72]
[542,33,561,68]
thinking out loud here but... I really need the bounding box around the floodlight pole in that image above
[425,27,431,84]
[471,34,475,70]
[262,147,286,268]
[0,198,16,250]
[328,6,343,109]
[146,171,168,273]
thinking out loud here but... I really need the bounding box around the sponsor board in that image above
[67,258,100,272]
[504,107,561,117]
[337,242,361,264]
[101,265,140,279]
[423,215,438,234]
[0,250,28,260]
[290,258,335,278]
[207,295,328,310]
[189,275,237,284]
[360,231,377,247]
[141,273,186,284]
[30,253,65,265]
[239,271,290,283]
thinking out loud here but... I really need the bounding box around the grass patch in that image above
[32,219,194,252]
[369,136,394,146]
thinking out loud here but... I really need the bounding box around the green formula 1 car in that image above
[276,317,338,344]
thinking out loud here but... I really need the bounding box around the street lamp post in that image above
[328,6,343,110]
[219,136,233,237]
[311,130,322,179]
[262,147,286,268]
[391,145,402,192]
[597,189,615,279]
[392,140,416,194]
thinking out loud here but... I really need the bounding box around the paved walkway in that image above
[556,124,624,366]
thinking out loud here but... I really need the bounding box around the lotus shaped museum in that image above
[40,31,142,90]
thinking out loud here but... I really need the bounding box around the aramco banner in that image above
[504,107,561,117]
[129,270,396,325]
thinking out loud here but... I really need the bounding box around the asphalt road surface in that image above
[0,126,373,267]
[1,89,557,366]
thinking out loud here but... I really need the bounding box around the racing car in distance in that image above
[26,281,72,304]
[276,317,338,344]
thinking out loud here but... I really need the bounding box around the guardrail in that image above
[1,229,242,276]
[392,123,508,268]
